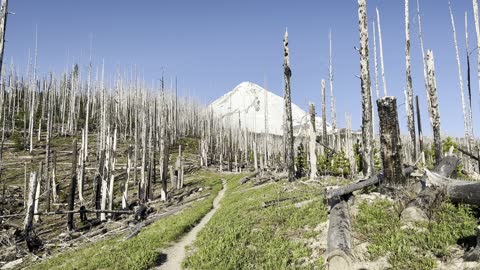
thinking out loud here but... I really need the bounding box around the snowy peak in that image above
[209,81,332,136]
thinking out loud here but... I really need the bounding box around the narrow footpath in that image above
[153,179,227,270]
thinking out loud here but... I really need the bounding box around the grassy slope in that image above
[184,177,328,270]
[354,200,477,269]
[29,171,246,270]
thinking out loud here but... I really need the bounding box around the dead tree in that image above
[416,96,424,154]
[327,199,352,269]
[321,79,328,146]
[358,0,374,177]
[67,140,77,231]
[329,31,336,131]
[283,29,295,182]
[449,2,470,153]
[0,0,8,76]
[24,172,42,251]
[122,145,132,209]
[426,50,442,165]
[376,7,387,96]
[309,103,317,180]
[405,0,416,160]
[377,97,405,185]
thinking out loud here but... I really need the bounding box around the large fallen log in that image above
[325,166,414,200]
[424,169,480,205]
[326,199,352,269]
[404,155,460,217]
[325,174,383,200]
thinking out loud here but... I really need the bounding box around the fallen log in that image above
[326,199,352,269]
[325,166,414,200]
[424,169,480,205]
[325,174,383,200]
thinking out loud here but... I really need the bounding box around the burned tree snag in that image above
[377,97,405,185]
[416,95,424,153]
[283,29,295,182]
[24,172,42,251]
[426,50,442,165]
[0,0,8,76]
[358,0,374,177]
[309,103,317,180]
[67,139,77,231]
[405,0,416,160]
[321,80,328,146]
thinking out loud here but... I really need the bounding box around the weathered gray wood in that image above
[326,174,382,200]
[405,0,416,160]
[283,30,295,182]
[377,96,405,185]
[327,199,352,269]
[426,50,442,165]
[67,140,77,231]
[358,0,374,177]
[308,103,317,180]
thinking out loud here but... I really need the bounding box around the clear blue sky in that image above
[4,0,478,137]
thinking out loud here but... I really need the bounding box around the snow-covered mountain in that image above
[209,81,332,136]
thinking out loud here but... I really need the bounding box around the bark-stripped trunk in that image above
[67,140,77,231]
[283,30,295,182]
[377,97,405,185]
[0,0,8,76]
[358,0,374,177]
[376,7,387,96]
[321,80,328,146]
[449,3,470,153]
[426,50,442,165]
[405,0,416,160]
[473,0,480,117]
[329,31,336,131]
[122,145,132,209]
[416,96,424,154]
[309,103,317,180]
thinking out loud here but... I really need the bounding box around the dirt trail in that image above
[153,180,226,270]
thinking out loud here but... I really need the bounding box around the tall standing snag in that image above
[283,29,295,182]
[67,139,77,231]
[358,0,374,177]
[426,50,442,165]
[0,0,8,76]
[377,97,405,185]
[405,0,416,160]
[309,103,317,180]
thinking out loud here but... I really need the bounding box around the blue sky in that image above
[4,0,478,137]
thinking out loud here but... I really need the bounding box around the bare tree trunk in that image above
[416,96,424,154]
[321,80,328,146]
[473,0,480,115]
[33,162,42,223]
[358,0,374,177]
[122,145,132,209]
[449,3,470,153]
[377,97,405,185]
[24,172,41,251]
[376,7,388,96]
[426,50,442,165]
[309,103,317,180]
[329,31,336,131]
[283,30,295,182]
[0,0,8,76]
[67,139,77,231]
[405,0,416,160]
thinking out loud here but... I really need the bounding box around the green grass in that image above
[28,171,245,270]
[355,200,477,270]
[183,176,328,270]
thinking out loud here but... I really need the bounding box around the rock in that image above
[1,258,23,270]
[400,206,428,223]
